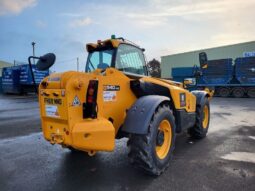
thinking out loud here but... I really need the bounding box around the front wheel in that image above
[188,97,210,139]
[127,104,176,176]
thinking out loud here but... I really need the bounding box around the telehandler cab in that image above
[30,36,211,175]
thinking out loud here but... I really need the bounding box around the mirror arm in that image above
[28,56,40,94]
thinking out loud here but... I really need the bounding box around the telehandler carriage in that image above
[30,36,211,175]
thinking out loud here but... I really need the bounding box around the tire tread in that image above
[128,104,175,176]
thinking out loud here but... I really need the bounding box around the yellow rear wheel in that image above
[128,105,176,176]
[202,105,209,129]
[156,120,172,159]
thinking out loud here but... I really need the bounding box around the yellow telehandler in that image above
[29,36,211,175]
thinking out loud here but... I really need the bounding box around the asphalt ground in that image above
[0,94,254,191]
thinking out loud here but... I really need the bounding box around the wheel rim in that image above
[248,88,255,98]
[233,88,244,98]
[219,88,229,97]
[156,120,172,159]
[202,105,209,129]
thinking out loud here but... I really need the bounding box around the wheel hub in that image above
[155,119,172,160]
[156,130,165,146]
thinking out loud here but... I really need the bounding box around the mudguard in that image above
[191,90,209,105]
[122,95,170,134]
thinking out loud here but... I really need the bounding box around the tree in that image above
[147,58,161,77]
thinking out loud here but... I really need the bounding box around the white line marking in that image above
[249,136,255,140]
[221,152,255,164]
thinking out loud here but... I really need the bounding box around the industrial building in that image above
[0,60,12,77]
[161,41,255,78]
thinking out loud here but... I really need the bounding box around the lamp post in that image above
[31,42,36,64]
[77,57,79,71]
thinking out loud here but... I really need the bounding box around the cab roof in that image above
[86,38,144,53]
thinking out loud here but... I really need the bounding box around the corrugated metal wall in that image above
[161,41,255,78]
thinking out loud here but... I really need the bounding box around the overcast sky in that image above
[0,0,254,71]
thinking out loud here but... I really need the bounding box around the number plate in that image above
[44,98,62,105]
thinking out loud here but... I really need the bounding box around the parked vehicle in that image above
[29,36,212,176]
[172,53,255,98]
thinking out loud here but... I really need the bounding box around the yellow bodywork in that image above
[39,68,196,153]
[38,38,197,154]
[204,87,214,99]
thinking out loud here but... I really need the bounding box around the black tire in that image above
[188,97,210,139]
[232,87,245,98]
[218,87,230,97]
[247,87,255,98]
[127,104,176,176]
[67,147,82,153]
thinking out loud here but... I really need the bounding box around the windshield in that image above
[85,49,114,72]
[85,44,147,75]
[115,44,146,75]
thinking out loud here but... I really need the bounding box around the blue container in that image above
[1,64,49,94]
[200,59,233,85]
[172,67,194,77]
[0,77,2,94]
[172,67,194,82]
[235,57,255,84]
[19,65,49,85]
[1,66,22,94]
[172,77,185,83]
[172,67,195,82]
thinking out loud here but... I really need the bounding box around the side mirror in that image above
[36,53,56,71]
[183,78,196,87]
[28,53,56,94]
[199,52,208,69]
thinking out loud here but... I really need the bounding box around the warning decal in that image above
[72,95,81,106]
[45,105,59,117]
[103,91,116,102]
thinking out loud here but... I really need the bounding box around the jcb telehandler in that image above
[29,36,211,175]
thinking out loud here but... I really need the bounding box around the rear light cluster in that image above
[83,80,98,119]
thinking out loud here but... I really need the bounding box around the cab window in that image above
[115,44,146,75]
[86,49,113,72]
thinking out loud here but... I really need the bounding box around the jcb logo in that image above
[103,85,120,91]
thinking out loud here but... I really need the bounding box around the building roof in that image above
[161,41,255,58]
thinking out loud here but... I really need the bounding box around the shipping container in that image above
[1,64,49,94]
[1,67,22,94]
[235,57,255,84]
[19,65,49,85]
[0,77,2,94]
[172,67,195,82]
[199,59,233,85]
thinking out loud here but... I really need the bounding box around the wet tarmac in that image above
[0,95,255,191]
